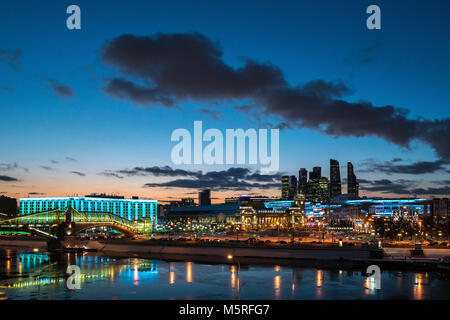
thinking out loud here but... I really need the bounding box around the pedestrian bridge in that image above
[0,208,151,239]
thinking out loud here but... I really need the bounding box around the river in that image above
[1,247,450,300]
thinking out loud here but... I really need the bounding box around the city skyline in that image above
[1,0,449,201]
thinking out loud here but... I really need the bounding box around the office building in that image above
[298,168,308,195]
[281,176,290,200]
[347,162,359,197]
[306,176,330,204]
[289,175,298,200]
[330,159,342,199]
[309,166,321,180]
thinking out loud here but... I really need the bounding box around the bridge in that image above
[0,208,151,240]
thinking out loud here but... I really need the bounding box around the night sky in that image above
[0,0,449,201]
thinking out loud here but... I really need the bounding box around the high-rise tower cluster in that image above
[281,159,358,203]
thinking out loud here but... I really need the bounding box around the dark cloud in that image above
[98,171,124,179]
[199,108,221,120]
[47,79,74,98]
[28,192,45,195]
[101,32,450,161]
[116,166,200,178]
[359,178,450,196]
[103,78,175,107]
[0,175,18,182]
[360,179,413,195]
[0,49,21,69]
[40,166,55,171]
[1,87,14,93]
[101,165,281,191]
[71,171,86,177]
[410,186,450,195]
[361,159,448,175]
[0,162,19,171]
[65,157,77,162]
[0,162,29,173]
[143,167,281,191]
[50,160,59,164]
[345,41,382,65]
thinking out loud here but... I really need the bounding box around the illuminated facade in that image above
[167,201,305,231]
[19,196,157,221]
[306,177,330,204]
[344,198,428,218]
[329,159,342,199]
[281,176,290,200]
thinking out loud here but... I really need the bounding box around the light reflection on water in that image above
[1,248,450,300]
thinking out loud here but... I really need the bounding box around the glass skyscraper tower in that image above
[330,159,342,199]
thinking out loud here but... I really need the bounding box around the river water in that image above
[1,247,450,300]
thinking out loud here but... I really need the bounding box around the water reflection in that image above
[316,269,323,287]
[0,248,449,300]
[169,262,175,285]
[413,273,426,300]
[315,269,324,298]
[274,275,281,299]
[230,265,236,288]
[186,262,193,283]
[133,259,139,285]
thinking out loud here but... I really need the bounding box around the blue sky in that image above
[0,0,449,200]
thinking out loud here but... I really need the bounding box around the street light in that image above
[276,221,280,239]
[227,254,241,299]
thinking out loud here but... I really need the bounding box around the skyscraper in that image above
[305,177,329,204]
[298,168,308,195]
[198,189,211,206]
[347,162,359,197]
[309,166,322,180]
[289,175,298,200]
[330,159,342,199]
[281,176,297,200]
[281,176,290,200]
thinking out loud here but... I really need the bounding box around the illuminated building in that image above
[281,176,290,200]
[347,162,359,197]
[306,177,330,204]
[289,175,298,200]
[281,176,298,200]
[167,204,241,224]
[329,159,342,200]
[19,196,157,221]
[169,198,195,207]
[344,198,428,218]
[167,200,305,231]
[225,195,278,206]
[298,168,308,194]
[429,198,450,217]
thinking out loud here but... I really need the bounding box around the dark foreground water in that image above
[1,247,450,300]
